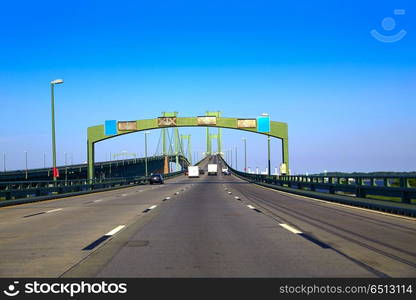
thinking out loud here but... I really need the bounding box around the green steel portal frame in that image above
[87,115,289,180]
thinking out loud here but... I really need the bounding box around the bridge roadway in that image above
[0,159,415,277]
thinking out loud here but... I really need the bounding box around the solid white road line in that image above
[149,205,157,210]
[105,225,126,236]
[46,208,62,213]
[279,223,303,234]
[93,199,102,203]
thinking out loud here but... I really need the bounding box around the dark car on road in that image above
[149,174,164,184]
[199,169,205,175]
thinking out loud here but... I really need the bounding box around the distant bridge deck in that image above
[0,155,189,182]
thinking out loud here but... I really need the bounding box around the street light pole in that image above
[235,146,237,171]
[43,152,46,168]
[242,138,247,172]
[3,153,5,172]
[25,151,28,180]
[267,135,271,176]
[50,79,64,182]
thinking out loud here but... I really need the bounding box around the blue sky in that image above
[0,0,415,173]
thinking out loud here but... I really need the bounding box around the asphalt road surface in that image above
[0,159,415,278]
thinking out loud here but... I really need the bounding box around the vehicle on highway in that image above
[199,169,205,175]
[223,170,231,175]
[149,174,164,184]
[188,166,199,178]
[222,167,229,174]
[208,164,218,176]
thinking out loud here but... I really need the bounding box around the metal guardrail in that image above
[0,171,183,202]
[220,159,416,205]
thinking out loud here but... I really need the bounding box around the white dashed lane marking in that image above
[105,225,126,236]
[279,223,302,234]
[46,208,62,213]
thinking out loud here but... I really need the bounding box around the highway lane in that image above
[0,174,193,277]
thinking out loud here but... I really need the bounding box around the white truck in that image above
[208,164,218,176]
[188,166,200,178]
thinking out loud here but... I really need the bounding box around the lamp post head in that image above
[50,79,64,85]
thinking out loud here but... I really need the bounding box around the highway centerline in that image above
[46,208,62,213]
[142,205,158,213]
[246,205,262,213]
[23,208,62,218]
[279,223,302,234]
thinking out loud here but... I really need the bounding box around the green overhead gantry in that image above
[208,134,220,155]
[87,114,289,180]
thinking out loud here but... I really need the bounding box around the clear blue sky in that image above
[0,0,415,173]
